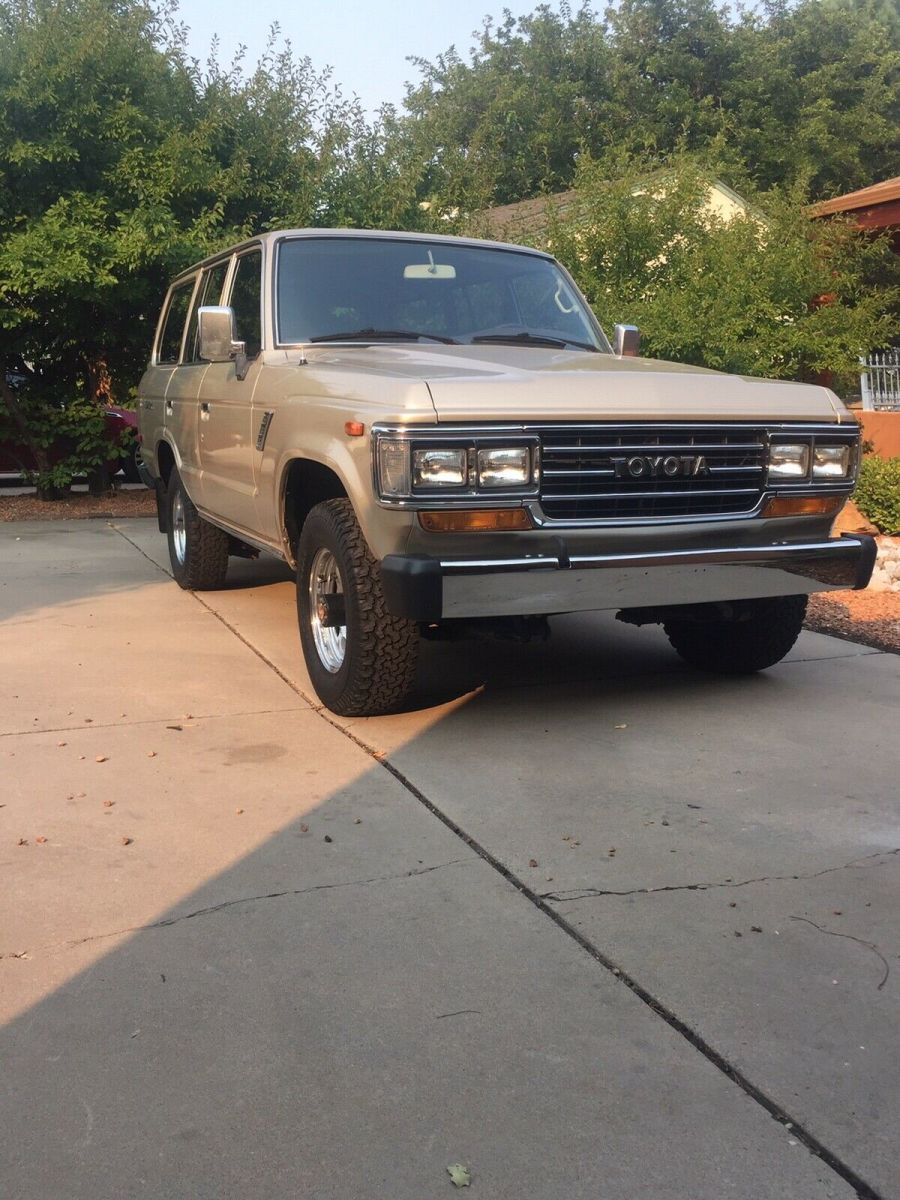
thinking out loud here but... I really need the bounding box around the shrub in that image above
[854,456,900,534]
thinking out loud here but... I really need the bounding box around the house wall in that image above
[859,411,900,458]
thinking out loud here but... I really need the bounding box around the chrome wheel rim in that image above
[172,491,187,564]
[309,548,346,673]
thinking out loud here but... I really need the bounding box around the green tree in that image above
[400,0,900,210]
[0,0,428,491]
[403,2,613,212]
[496,152,899,391]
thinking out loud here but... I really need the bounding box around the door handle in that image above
[200,401,210,412]
[164,401,173,415]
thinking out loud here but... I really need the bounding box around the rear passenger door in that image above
[195,247,262,532]
[151,276,199,489]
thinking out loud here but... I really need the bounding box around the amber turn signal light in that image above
[344,421,365,437]
[419,508,533,532]
[762,495,845,519]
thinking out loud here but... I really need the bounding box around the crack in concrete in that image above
[0,706,305,739]
[789,915,891,991]
[110,523,891,1200]
[539,848,900,903]
[0,859,474,962]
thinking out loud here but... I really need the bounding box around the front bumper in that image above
[381,534,876,621]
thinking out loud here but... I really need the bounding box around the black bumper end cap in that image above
[381,554,443,621]
[850,532,878,590]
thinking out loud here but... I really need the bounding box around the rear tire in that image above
[664,595,808,673]
[297,499,419,716]
[121,444,142,484]
[166,467,229,590]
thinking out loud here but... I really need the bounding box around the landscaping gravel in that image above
[0,488,155,522]
[806,588,900,654]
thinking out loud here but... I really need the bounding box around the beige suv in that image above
[137,229,874,714]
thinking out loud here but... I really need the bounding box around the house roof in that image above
[475,178,753,238]
[813,176,900,217]
[476,190,580,238]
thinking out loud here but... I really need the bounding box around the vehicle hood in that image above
[301,344,845,425]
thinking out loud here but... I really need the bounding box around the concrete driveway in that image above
[2,518,897,1200]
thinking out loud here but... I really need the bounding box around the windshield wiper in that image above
[470,331,598,351]
[309,328,458,345]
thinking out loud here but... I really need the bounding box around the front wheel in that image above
[166,467,230,590]
[664,595,808,673]
[297,499,419,716]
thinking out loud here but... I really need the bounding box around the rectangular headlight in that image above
[813,444,851,479]
[377,439,410,497]
[413,447,467,488]
[769,443,810,480]
[477,446,531,488]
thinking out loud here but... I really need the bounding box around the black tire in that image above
[121,444,142,484]
[297,498,419,716]
[166,467,230,590]
[664,595,808,674]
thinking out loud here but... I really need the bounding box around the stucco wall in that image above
[859,411,900,458]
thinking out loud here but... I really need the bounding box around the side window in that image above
[227,250,263,358]
[186,260,231,362]
[157,280,195,364]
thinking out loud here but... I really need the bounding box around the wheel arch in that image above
[280,456,350,562]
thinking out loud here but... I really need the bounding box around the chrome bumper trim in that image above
[381,535,875,621]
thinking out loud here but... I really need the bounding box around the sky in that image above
[176,0,532,115]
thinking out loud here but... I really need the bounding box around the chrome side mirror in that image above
[199,306,249,379]
[614,323,640,358]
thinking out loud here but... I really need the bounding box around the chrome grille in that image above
[538,426,767,521]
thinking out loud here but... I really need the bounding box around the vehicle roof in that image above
[169,228,555,284]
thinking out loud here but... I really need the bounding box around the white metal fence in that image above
[860,349,900,411]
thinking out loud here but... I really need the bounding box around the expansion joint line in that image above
[113,523,887,1200]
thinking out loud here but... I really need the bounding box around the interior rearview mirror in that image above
[614,323,640,357]
[403,251,456,280]
[199,306,249,379]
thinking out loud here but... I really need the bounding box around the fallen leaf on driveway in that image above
[17,838,28,846]
[103,800,114,808]
[121,837,133,846]
[35,836,47,844]
[528,858,538,868]
[57,741,66,747]
[166,725,182,731]
[447,1164,471,1188]
[614,723,628,729]
[299,823,309,833]
[95,755,108,763]
[147,750,157,758]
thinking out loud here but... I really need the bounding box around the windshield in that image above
[276,236,608,352]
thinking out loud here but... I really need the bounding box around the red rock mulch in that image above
[806,588,900,655]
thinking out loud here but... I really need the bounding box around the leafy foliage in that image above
[854,456,900,533]
[1,0,898,495]
[402,0,900,211]
[0,0,430,492]
[478,152,899,388]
